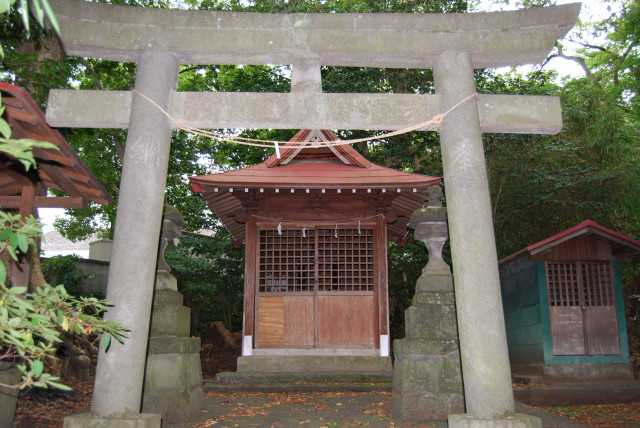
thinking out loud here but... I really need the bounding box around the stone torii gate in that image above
[46,1,580,426]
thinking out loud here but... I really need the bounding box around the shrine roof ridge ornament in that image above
[49,0,580,69]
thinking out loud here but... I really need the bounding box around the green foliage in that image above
[0,117,57,170]
[164,229,244,332]
[0,210,127,390]
[41,255,93,297]
[387,238,428,339]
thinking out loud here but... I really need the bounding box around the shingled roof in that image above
[499,220,640,267]
[0,83,112,212]
[190,129,441,243]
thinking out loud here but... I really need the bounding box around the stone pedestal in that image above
[392,187,464,420]
[141,272,204,423]
[392,273,464,420]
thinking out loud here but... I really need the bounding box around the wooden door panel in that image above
[258,296,284,347]
[586,306,621,355]
[549,306,585,355]
[317,295,375,347]
[284,296,314,346]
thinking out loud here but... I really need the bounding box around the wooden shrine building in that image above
[0,83,112,287]
[499,220,640,381]
[190,130,441,371]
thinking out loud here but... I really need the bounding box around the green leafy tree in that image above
[0,203,127,390]
[164,229,244,332]
[0,0,126,392]
[41,255,93,298]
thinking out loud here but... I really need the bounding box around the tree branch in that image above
[78,59,105,91]
[413,150,436,171]
[180,65,205,75]
[248,65,290,81]
[551,41,597,82]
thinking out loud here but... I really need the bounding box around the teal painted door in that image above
[546,261,621,356]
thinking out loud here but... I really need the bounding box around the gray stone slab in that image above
[542,363,634,381]
[449,413,542,428]
[46,90,132,129]
[46,90,563,134]
[63,412,161,428]
[214,371,392,385]
[48,0,579,68]
[147,336,201,355]
[237,356,392,373]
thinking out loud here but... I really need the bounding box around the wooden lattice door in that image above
[546,261,620,356]
[255,226,377,349]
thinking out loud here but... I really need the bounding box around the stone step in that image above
[237,355,392,373]
[204,371,392,393]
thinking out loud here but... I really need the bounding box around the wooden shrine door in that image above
[255,226,377,349]
[546,261,621,356]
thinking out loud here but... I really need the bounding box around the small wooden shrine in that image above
[0,83,112,287]
[190,130,441,367]
[499,220,640,381]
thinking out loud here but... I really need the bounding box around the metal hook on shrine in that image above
[277,222,282,235]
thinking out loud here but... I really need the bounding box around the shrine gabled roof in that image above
[189,129,441,244]
[0,83,113,208]
[499,220,640,267]
[190,129,439,190]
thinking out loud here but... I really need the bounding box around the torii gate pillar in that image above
[434,52,536,426]
[71,50,178,427]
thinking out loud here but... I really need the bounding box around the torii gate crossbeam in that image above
[46,1,580,427]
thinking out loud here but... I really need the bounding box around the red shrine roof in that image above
[0,83,113,209]
[190,129,441,244]
[500,220,640,267]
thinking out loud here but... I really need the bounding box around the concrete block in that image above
[237,356,392,373]
[63,412,161,428]
[149,303,190,337]
[438,353,464,393]
[215,371,392,385]
[405,304,458,338]
[142,386,204,423]
[448,413,541,428]
[152,288,183,305]
[415,273,454,294]
[154,271,178,291]
[88,239,113,262]
[413,290,455,306]
[147,336,201,355]
[542,363,633,382]
[393,338,459,356]
[184,353,204,387]
[145,354,188,391]
[392,357,440,393]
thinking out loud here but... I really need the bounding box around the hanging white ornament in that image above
[302,226,307,238]
[277,222,282,235]
[358,220,361,235]
[335,224,338,239]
